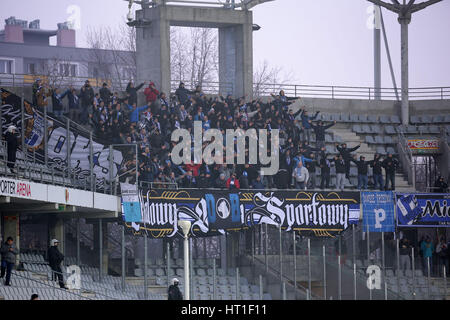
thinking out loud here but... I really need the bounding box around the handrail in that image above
[1,72,449,100]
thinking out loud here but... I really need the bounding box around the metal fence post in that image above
[367,225,372,300]
[236,267,240,300]
[265,224,268,273]
[89,131,94,191]
[427,257,431,300]
[444,265,447,300]
[109,146,113,195]
[213,259,216,300]
[122,224,126,292]
[99,218,102,282]
[338,255,342,300]
[279,225,282,297]
[144,232,148,300]
[353,262,357,300]
[382,232,386,300]
[352,224,356,267]
[21,95,25,156]
[412,247,416,299]
[307,238,311,298]
[167,242,170,287]
[44,106,48,166]
[323,243,326,300]
[396,238,400,295]
[259,274,263,300]
[293,231,297,300]
[282,281,287,300]
[76,218,80,266]
[66,118,71,181]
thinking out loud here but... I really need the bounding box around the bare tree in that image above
[85,23,137,91]
[253,60,296,98]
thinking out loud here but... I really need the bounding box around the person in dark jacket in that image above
[175,82,195,106]
[48,239,66,289]
[300,109,320,143]
[79,80,95,124]
[51,87,69,118]
[434,176,449,193]
[1,237,18,286]
[67,87,80,122]
[99,82,112,106]
[382,153,398,190]
[5,125,19,173]
[319,152,333,189]
[336,143,360,180]
[351,155,370,190]
[126,81,145,106]
[310,120,336,150]
[332,154,347,191]
[168,278,183,300]
[370,153,384,191]
[239,171,250,189]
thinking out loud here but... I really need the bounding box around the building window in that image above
[0,59,13,74]
[28,63,36,75]
[59,63,78,77]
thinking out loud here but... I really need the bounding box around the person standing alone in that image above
[1,237,18,286]
[48,239,67,289]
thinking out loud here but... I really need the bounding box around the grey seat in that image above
[362,124,371,134]
[353,124,363,134]
[390,115,401,124]
[371,124,382,134]
[349,167,358,177]
[421,115,432,124]
[350,114,359,122]
[444,114,450,123]
[384,136,394,144]
[410,115,420,124]
[379,115,390,124]
[358,114,369,123]
[376,146,387,155]
[325,134,333,143]
[375,135,384,144]
[340,113,350,122]
[429,126,440,134]
[365,135,375,144]
[432,115,445,123]
[385,126,396,135]
[406,126,418,134]
[367,115,378,123]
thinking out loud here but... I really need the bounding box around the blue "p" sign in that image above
[362,192,395,232]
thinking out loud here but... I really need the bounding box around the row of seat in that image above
[317,113,402,124]
[353,124,443,135]
[410,115,450,124]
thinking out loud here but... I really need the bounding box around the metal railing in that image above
[2,72,449,100]
[254,83,450,101]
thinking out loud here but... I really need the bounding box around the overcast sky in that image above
[1,0,449,88]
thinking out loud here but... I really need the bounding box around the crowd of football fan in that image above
[30,78,414,191]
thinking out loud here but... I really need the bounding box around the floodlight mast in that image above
[366,0,442,125]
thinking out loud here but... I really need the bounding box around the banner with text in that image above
[362,192,395,232]
[0,88,124,189]
[123,189,361,238]
[396,193,450,227]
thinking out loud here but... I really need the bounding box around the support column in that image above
[374,5,381,100]
[136,7,171,96]
[219,19,253,98]
[399,15,411,125]
[3,214,19,265]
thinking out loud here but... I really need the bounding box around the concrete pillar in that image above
[49,215,64,255]
[3,214,19,265]
[399,15,411,125]
[136,6,171,95]
[93,220,109,274]
[219,20,253,98]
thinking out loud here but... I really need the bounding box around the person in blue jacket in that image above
[127,103,150,123]
[300,109,320,143]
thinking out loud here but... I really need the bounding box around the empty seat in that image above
[376,146,387,155]
[385,126,396,135]
[428,126,440,134]
[353,124,363,134]
[350,114,359,122]
[406,126,418,134]
[432,115,445,123]
[367,115,378,123]
[379,115,391,124]
[371,124,382,133]
[365,136,375,144]
[410,115,420,124]
[340,113,350,122]
[384,136,394,144]
[375,135,384,144]
[362,124,371,134]
[421,115,432,123]
[358,114,369,123]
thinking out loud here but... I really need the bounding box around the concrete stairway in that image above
[330,123,413,192]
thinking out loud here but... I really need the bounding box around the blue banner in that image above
[120,183,142,222]
[396,193,450,227]
[362,192,395,232]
